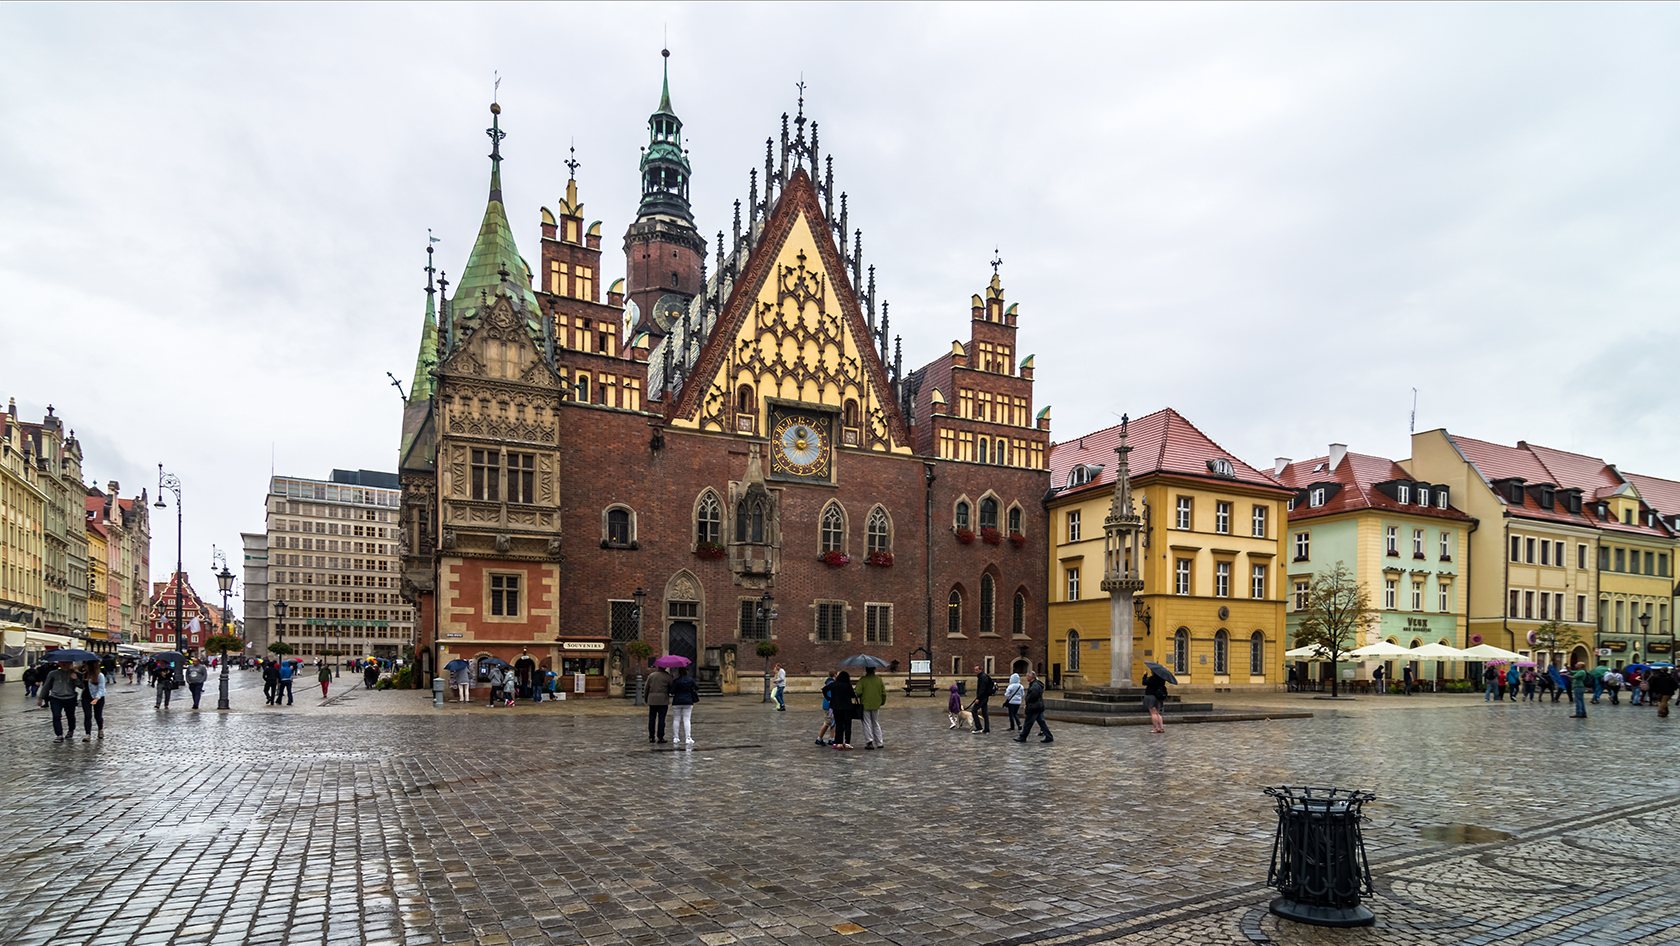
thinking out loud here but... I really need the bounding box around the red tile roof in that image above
[1444,433,1671,538]
[1623,471,1680,518]
[1277,451,1471,522]
[1049,408,1288,500]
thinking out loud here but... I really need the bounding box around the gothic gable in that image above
[666,170,911,454]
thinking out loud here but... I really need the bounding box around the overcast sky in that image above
[4,3,1679,612]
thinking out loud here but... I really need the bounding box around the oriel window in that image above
[507,453,535,504]
[471,450,500,501]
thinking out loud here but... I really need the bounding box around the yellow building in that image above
[1,404,47,651]
[86,522,109,639]
[1048,409,1291,692]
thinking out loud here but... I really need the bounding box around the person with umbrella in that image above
[445,658,472,702]
[37,660,84,743]
[364,660,380,690]
[824,670,856,750]
[645,657,678,744]
[669,663,699,746]
[1013,670,1052,744]
[1142,661,1174,734]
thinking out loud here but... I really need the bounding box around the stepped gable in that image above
[1050,408,1282,498]
[663,166,911,449]
[1277,451,1471,521]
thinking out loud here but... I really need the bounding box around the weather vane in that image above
[565,142,579,180]
[493,70,501,102]
[990,247,1003,274]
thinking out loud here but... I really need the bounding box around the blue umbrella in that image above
[1548,666,1570,689]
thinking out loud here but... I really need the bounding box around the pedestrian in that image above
[1483,664,1499,701]
[1506,664,1520,704]
[1522,666,1537,702]
[1539,667,1556,701]
[185,659,208,709]
[1591,666,1605,704]
[1002,672,1024,731]
[1286,664,1298,692]
[815,671,836,746]
[669,665,698,746]
[772,663,787,711]
[971,664,995,733]
[318,662,331,699]
[38,662,83,744]
[850,665,885,748]
[1403,663,1416,697]
[1570,662,1589,718]
[1013,670,1052,743]
[364,662,379,690]
[1141,668,1168,734]
[1372,665,1385,694]
[503,665,517,707]
[824,670,856,750]
[451,660,472,702]
[947,683,964,729]
[645,663,673,744]
[487,664,505,707]
[262,660,279,705]
[155,662,179,709]
[1649,667,1677,718]
[82,660,107,740]
[1629,668,1645,706]
[276,659,295,706]
[21,664,38,697]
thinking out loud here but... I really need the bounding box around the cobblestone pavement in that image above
[1,673,1675,946]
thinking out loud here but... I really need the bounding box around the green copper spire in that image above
[638,48,694,223]
[658,47,674,115]
[449,101,538,332]
[409,240,440,402]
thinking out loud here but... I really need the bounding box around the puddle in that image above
[1419,823,1516,844]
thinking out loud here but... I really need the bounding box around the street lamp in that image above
[631,586,647,707]
[154,466,183,653]
[215,559,234,710]
[757,592,777,703]
[1639,609,1651,666]
[274,598,288,656]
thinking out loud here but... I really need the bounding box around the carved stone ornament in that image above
[495,533,512,554]
[440,528,457,550]
[669,573,700,601]
[547,537,563,559]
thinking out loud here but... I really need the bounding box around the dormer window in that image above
[1510,483,1525,505]
[1397,483,1411,505]
[1207,458,1235,478]
[1066,464,1102,488]
[1540,487,1554,510]
[1417,487,1430,507]
[1567,493,1581,514]
[1309,487,1326,508]
[1437,488,1449,509]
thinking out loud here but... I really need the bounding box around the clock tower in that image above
[624,49,706,343]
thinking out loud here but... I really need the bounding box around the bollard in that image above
[432,675,446,708]
[634,673,645,707]
[1264,786,1376,927]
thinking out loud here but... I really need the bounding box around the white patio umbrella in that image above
[1285,645,1330,660]
[1409,642,1470,659]
[1349,641,1419,659]
[1461,642,1526,662]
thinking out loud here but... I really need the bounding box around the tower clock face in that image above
[770,410,833,480]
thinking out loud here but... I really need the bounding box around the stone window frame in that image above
[819,500,848,554]
[602,504,637,549]
[693,489,722,548]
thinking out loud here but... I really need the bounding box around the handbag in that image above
[850,704,864,720]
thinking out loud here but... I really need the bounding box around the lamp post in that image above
[274,598,288,657]
[215,560,234,710]
[757,592,777,703]
[1639,609,1651,666]
[631,587,647,707]
[154,466,183,653]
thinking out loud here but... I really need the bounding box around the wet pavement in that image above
[1,672,1675,946]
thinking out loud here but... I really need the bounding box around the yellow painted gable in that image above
[667,189,910,454]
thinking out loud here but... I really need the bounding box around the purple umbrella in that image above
[651,655,691,668]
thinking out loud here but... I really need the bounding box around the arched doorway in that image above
[513,654,538,699]
[663,570,704,668]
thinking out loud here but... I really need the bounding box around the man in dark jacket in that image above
[185,660,209,709]
[645,666,673,744]
[971,665,995,733]
[1649,667,1679,718]
[1012,671,1052,744]
[262,660,280,705]
[38,663,82,743]
[363,662,379,690]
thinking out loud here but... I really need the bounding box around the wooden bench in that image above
[903,676,938,696]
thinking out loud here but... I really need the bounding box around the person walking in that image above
[155,662,179,709]
[645,664,673,744]
[1403,663,1417,697]
[669,665,698,746]
[363,662,379,690]
[856,665,886,749]
[487,664,505,707]
[262,660,279,705]
[815,671,836,746]
[1522,666,1537,702]
[947,683,964,729]
[1649,667,1678,718]
[451,661,472,702]
[38,662,82,744]
[317,662,332,699]
[1141,668,1169,734]
[1372,665,1385,694]
[185,659,209,710]
[1002,672,1024,731]
[82,661,107,740]
[1506,664,1520,704]
[971,664,995,733]
[276,659,295,706]
[772,663,787,711]
[825,671,856,750]
[1013,671,1052,743]
[1570,662,1590,718]
[1483,664,1499,701]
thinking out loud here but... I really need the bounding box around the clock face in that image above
[770,411,832,480]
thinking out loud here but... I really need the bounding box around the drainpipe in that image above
[1463,516,1478,680]
[924,462,936,657]
[1501,516,1511,663]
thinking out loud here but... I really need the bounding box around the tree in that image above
[205,634,243,657]
[1533,619,1589,668]
[756,639,780,703]
[267,641,295,656]
[626,640,653,672]
[1293,562,1376,698]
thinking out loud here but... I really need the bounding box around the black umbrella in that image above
[1143,661,1179,685]
[43,648,101,663]
[444,658,471,671]
[839,654,890,668]
[152,651,186,665]
[479,657,512,669]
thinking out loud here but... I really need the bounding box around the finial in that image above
[487,99,506,159]
[565,142,580,180]
[796,75,807,126]
[990,247,1003,274]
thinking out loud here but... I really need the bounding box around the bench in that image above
[903,676,938,696]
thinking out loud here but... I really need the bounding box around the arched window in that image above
[1007,505,1022,535]
[1012,591,1025,637]
[955,501,971,531]
[576,375,590,403]
[979,498,999,531]
[737,385,755,414]
[820,502,846,553]
[995,440,1006,464]
[978,437,990,464]
[1173,628,1189,675]
[1067,629,1081,672]
[866,507,891,553]
[980,574,995,635]
[606,507,633,546]
[844,399,859,428]
[1214,629,1229,674]
[1249,631,1264,675]
[736,496,766,543]
[696,491,721,546]
[947,589,962,636]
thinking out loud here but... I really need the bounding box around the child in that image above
[948,683,963,729]
[816,672,836,746]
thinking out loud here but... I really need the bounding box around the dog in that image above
[955,709,973,730]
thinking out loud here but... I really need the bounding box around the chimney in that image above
[1274,457,1291,477]
[108,480,120,496]
[1328,444,1347,470]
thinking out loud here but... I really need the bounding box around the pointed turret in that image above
[448,101,539,334]
[625,48,707,340]
[639,48,694,223]
[409,242,440,403]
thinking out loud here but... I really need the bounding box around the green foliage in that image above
[626,640,653,663]
[1443,681,1476,693]
[267,641,295,656]
[393,667,414,690]
[205,634,243,656]
[1532,619,1588,656]
[1292,562,1376,698]
[376,677,392,690]
[755,640,780,660]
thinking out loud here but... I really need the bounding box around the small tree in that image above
[267,641,295,656]
[756,639,780,702]
[1533,619,1589,668]
[1293,562,1376,698]
[626,640,653,672]
[206,634,243,657]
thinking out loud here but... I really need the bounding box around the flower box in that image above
[820,550,851,568]
[955,528,975,545]
[866,551,894,567]
[981,527,1003,546]
[695,542,726,560]
[1008,532,1027,549]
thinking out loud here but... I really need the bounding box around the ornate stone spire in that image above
[1101,413,1145,690]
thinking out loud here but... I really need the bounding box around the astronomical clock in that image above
[768,405,835,482]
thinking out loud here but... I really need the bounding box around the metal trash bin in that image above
[432,675,446,708]
[1263,785,1375,927]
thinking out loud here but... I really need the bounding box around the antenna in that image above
[493,71,501,103]
[387,372,408,401]
[1410,387,1418,435]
